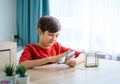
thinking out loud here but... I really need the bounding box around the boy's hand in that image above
[66,57,76,67]
[50,50,71,63]
[66,53,86,67]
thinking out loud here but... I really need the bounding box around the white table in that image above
[27,59,120,84]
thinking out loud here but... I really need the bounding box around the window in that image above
[50,0,120,60]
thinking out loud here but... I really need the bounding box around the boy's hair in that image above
[38,16,61,33]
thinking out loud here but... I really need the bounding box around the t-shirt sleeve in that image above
[19,45,33,63]
[74,51,83,58]
[54,42,71,53]
[55,42,82,57]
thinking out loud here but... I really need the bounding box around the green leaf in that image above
[3,64,15,76]
[15,64,27,77]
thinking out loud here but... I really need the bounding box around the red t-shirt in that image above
[19,42,81,64]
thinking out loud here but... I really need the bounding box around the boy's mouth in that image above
[49,41,54,45]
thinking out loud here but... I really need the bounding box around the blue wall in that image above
[0,0,16,41]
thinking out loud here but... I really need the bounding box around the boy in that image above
[19,16,85,68]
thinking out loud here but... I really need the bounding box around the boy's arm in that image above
[75,53,86,64]
[20,57,52,69]
[20,51,69,69]
[66,53,86,67]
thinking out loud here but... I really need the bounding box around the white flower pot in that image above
[17,75,30,84]
[5,75,17,84]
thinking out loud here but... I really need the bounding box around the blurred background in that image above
[0,0,120,60]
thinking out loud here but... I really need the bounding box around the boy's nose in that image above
[52,36,57,41]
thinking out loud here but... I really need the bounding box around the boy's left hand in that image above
[66,57,76,67]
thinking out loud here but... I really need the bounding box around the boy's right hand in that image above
[50,50,71,63]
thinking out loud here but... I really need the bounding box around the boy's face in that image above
[38,29,60,47]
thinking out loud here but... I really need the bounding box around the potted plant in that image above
[3,64,16,84]
[15,64,29,84]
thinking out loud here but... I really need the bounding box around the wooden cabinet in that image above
[0,41,17,71]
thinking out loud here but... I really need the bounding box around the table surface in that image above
[1,59,120,84]
[29,59,120,84]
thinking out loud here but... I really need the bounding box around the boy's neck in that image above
[37,42,50,49]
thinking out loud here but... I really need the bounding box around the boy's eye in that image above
[48,34,54,36]
[48,33,59,37]
[56,35,59,37]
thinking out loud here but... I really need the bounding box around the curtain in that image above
[17,0,49,47]
[50,0,120,60]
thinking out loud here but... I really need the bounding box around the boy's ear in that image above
[38,28,43,35]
